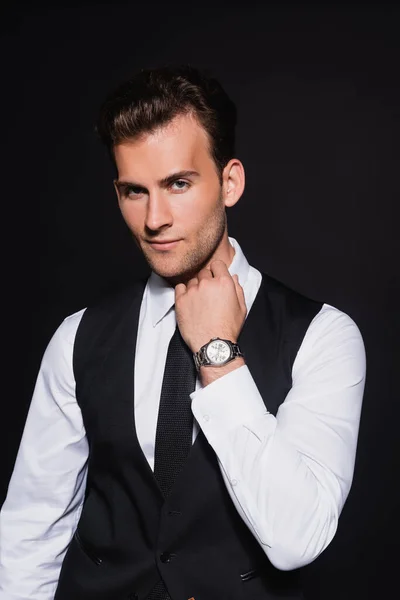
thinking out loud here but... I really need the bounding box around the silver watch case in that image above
[193,337,243,372]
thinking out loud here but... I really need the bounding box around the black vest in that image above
[55,271,322,600]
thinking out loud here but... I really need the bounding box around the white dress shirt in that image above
[0,237,366,600]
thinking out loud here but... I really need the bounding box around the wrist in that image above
[193,337,244,374]
[200,356,246,387]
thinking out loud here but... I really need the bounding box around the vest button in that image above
[160,551,172,563]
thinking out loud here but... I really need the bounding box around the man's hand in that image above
[174,260,247,354]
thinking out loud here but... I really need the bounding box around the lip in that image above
[148,240,181,250]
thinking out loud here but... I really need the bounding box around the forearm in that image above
[193,366,332,570]
[191,309,366,570]
[198,399,342,570]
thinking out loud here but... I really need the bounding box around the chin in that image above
[156,266,187,282]
[144,255,181,279]
[141,241,213,284]
[148,259,198,286]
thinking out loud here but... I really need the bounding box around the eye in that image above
[171,180,190,192]
[126,185,144,198]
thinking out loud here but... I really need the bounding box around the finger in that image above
[174,282,186,300]
[209,259,229,278]
[233,274,244,295]
[186,276,199,290]
[198,267,213,281]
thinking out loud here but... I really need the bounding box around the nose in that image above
[145,191,173,232]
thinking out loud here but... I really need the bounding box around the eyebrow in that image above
[115,170,200,192]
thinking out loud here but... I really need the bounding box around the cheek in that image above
[174,188,218,223]
[119,202,144,230]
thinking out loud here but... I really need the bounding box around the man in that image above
[0,65,366,600]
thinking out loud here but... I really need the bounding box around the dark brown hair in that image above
[96,64,237,182]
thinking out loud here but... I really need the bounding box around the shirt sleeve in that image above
[190,304,366,571]
[0,309,89,600]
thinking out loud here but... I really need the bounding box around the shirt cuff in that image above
[190,364,270,437]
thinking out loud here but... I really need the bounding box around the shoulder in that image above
[35,308,87,383]
[45,307,87,355]
[257,270,365,367]
[73,277,149,362]
[258,271,363,340]
[305,303,364,347]
[79,278,148,322]
[293,302,366,382]
[45,278,149,355]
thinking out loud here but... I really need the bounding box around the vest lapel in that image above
[95,278,165,503]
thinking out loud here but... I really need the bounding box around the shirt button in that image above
[203,414,210,421]
[231,479,238,486]
[160,552,172,563]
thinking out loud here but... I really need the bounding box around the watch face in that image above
[206,339,231,364]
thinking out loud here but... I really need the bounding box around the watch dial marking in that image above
[206,340,231,363]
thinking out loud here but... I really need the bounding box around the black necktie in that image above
[154,324,197,497]
[147,325,197,600]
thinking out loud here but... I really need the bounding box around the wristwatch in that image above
[193,337,244,372]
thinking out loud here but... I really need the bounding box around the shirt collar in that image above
[148,236,251,328]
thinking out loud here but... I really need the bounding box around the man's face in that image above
[113,113,228,285]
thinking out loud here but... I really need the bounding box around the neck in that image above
[204,234,235,271]
[164,234,235,288]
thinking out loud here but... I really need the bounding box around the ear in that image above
[222,158,245,208]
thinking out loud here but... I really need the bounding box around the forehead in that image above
[114,113,213,178]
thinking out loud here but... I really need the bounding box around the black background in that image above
[1,2,399,598]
